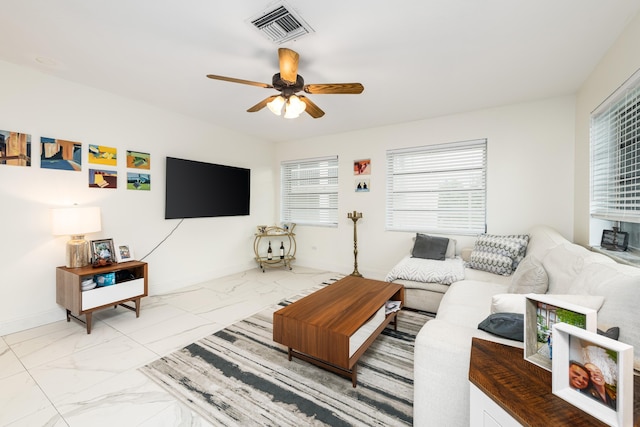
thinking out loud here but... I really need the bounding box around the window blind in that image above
[591,68,640,223]
[281,156,339,226]
[386,139,487,234]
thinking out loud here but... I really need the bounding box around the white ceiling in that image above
[2,0,640,143]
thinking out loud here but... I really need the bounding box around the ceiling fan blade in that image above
[278,48,299,84]
[304,83,364,94]
[299,96,325,118]
[247,95,278,113]
[206,74,272,89]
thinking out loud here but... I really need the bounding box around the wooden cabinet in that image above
[254,225,296,271]
[468,338,639,426]
[56,261,148,334]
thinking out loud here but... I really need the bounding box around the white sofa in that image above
[406,225,640,426]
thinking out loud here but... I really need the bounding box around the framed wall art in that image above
[88,144,117,166]
[126,150,150,169]
[0,130,31,167]
[552,322,633,427]
[353,159,370,175]
[40,137,82,171]
[524,294,597,371]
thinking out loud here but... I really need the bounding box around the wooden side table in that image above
[468,337,639,426]
[56,261,148,333]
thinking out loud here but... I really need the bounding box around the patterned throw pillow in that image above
[468,234,530,275]
[468,250,514,276]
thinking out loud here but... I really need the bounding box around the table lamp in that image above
[52,206,102,268]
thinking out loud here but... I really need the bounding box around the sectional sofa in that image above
[389,225,640,426]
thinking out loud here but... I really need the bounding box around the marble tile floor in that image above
[0,266,340,427]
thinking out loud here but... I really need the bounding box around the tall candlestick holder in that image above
[347,211,363,277]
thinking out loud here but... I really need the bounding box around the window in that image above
[590,69,640,224]
[386,139,487,234]
[281,156,339,226]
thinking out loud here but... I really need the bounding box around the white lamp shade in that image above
[51,207,102,236]
[284,95,306,119]
[267,95,285,116]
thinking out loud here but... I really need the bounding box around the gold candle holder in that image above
[347,211,363,277]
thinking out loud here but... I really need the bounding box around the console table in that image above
[468,337,639,426]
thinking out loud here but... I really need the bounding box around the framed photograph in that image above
[353,159,371,175]
[115,243,135,262]
[552,323,633,426]
[91,238,115,263]
[600,229,628,251]
[524,294,597,371]
[355,179,370,192]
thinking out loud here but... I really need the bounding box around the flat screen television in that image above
[165,156,250,219]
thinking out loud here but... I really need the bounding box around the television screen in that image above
[165,157,250,219]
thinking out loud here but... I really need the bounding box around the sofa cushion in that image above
[491,293,605,314]
[386,255,465,285]
[478,312,524,341]
[507,255,548,293]
[541,243,615,294]
[436,280,510,327]
[412,233,449,260]
[567,262,640,370]
[467,234,530,275]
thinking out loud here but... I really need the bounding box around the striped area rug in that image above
[139,279,432,426]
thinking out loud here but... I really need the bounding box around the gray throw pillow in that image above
[478,312,524,341]
[412,233,449,261]
[507,255,549,294]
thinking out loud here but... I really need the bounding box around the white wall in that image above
[275,96,576,279]
[574,12,640,246]
[0,60,275,336]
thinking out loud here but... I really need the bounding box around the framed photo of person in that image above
[524,294,597,371]
[115,243,135,263]
[90,238,115,264]
[552,322,633,427]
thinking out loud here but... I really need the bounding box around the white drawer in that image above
[82,278,144,310]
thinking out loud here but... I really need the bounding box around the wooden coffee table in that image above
[272,275,404,387]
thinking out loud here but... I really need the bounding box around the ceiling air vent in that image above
[248,2,314,44]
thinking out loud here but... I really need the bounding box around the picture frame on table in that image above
[115,243,135,263]
[524,294,597,371]
[552,322,633,427]
[90,238,115,264]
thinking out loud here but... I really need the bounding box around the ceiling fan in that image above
[206,48,364,119]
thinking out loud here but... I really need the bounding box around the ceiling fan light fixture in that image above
[283,95,306,119]
[267,95,285,115]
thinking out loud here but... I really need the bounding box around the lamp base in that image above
[66,235,90,268]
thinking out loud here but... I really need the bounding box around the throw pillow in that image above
[491,294,605,315]
[467,250,514,276]
[467,233,530,275]
[412,233,449,261]
[491,294,527,314]
[507,255,549,294]
[597,326,620,340]
[478,313,524,341]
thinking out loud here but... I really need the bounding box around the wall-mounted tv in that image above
[165,157,250,219]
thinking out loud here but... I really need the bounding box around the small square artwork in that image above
[355,179,370,192]
[354,159,371,175]
[40,137,81,171]
[127,150,150,169]
[127,172,150,190]
[0,130,31,167]
[88,144,117,166]
[89,168,117,189]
